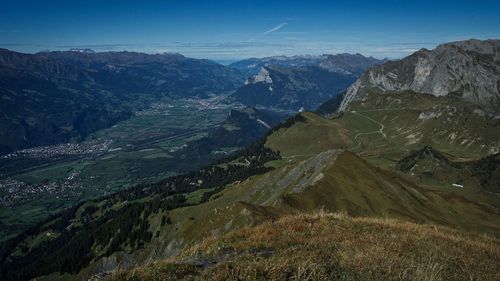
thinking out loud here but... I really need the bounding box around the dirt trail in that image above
[351,111,386,151]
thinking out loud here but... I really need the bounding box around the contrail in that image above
[262,22,287,35]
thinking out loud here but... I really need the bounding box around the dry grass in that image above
[109,211,500,281]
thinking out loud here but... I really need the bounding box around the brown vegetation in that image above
[109,211,500,281]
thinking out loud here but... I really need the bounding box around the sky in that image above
[1,0,500,61]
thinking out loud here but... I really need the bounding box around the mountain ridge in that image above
[229,53,385,76]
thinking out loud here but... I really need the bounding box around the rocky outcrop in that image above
[339,39,500,112]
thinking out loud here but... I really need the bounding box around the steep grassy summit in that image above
[110,211,500,281]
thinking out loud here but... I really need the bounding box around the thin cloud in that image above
[262,22,287,35]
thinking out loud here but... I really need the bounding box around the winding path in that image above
[350,111,386,151]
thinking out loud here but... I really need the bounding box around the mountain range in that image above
[0,50,385,155]
[0,49,245,154]
[230,54,384,110]
[230,65,356,111]
[0,39,499,280]
[229,53,385,76]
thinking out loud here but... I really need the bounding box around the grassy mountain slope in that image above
[397,146,500,193]
[68,149,498,280]
[11,94,498,280]
[2,40,500,281]
[0,141,279,281]
[110,211,500,281]
[299,91,500,159]
[2,91,500,280]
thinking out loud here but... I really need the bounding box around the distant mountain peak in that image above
[69,48,95,54]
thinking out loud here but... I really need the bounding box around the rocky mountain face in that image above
[229,53,384,76]
[339,39,500,112]
[230,65,357,111]
[229,55,322,76]
[0,49,245,154]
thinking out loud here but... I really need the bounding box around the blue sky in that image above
[1,0,500,60]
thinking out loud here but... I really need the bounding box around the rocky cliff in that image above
[339,39,500,112]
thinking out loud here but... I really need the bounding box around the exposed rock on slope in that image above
[339,39,500,112]
[2,110,500,280]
